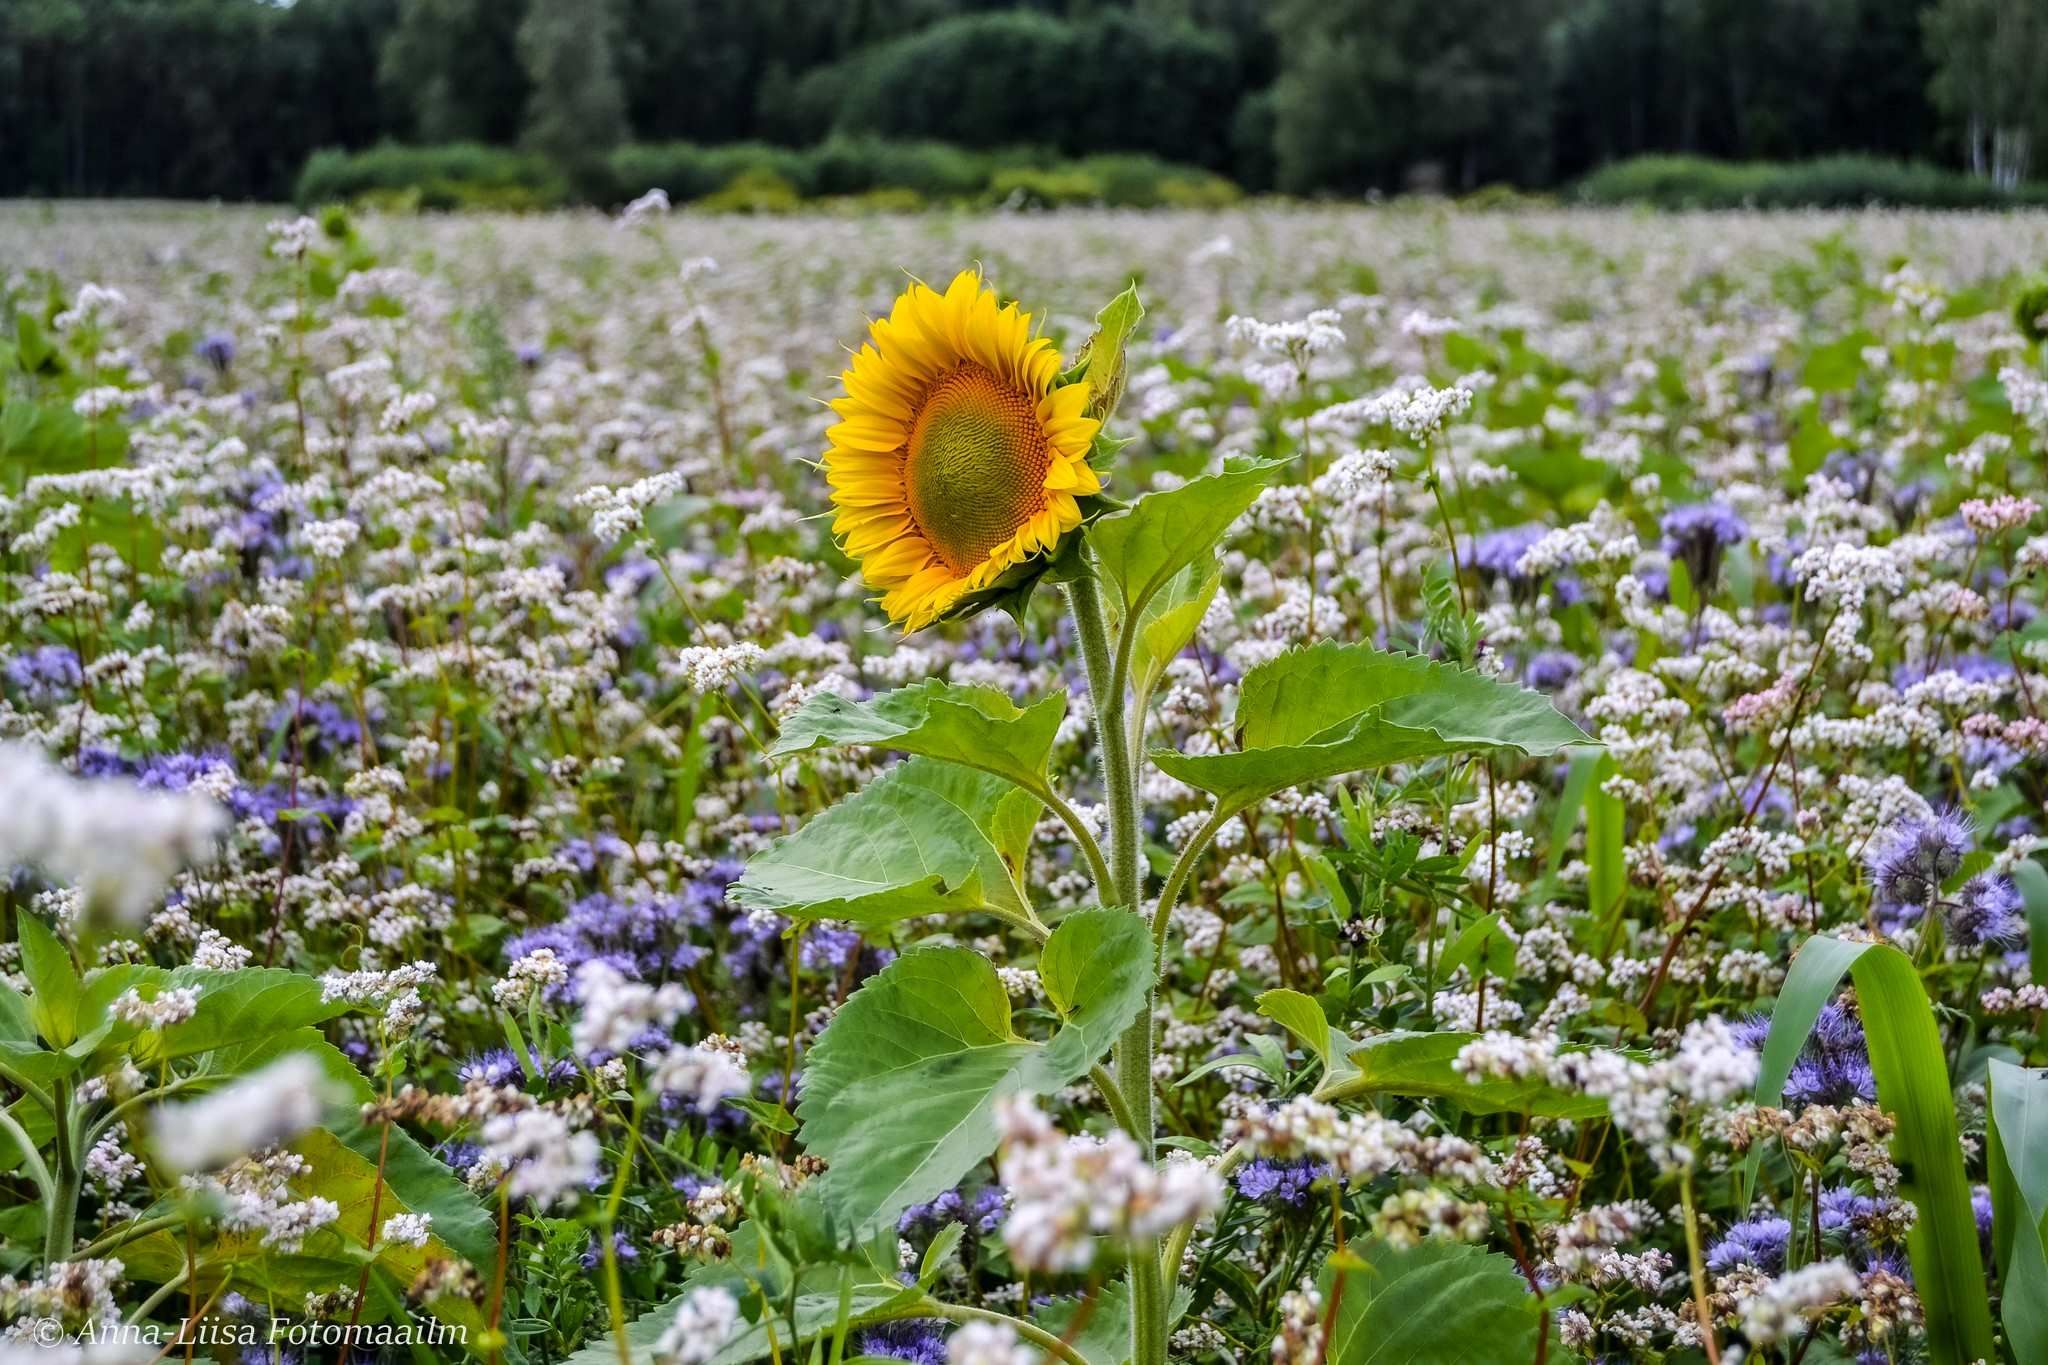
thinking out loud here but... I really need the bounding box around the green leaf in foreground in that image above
[1088,460,1284,621]
[2012,857,2048,985]
[730,758,1041,928]
[1130,556,1221,708]
[1752,935,1995,1365]
[1152,643,1592,811]
[796,907,1151,1231]
[1322,1239,1540,1365]
[1070,280,1144,421]
[565,1257,918,1365]
[1255,991,1611,1118]
[122,1127,487,1341]
[768,679,1065,794]
[1988,1059,2048,1362]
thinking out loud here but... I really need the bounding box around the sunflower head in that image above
[825,270,1122,632]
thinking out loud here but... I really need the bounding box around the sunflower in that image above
[825,270,1103,631]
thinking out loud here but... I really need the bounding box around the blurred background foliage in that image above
[2,0,2045,207]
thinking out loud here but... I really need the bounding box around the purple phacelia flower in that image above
[1948,873,2023,951]
[1469,523,1547,587]
[1235,1156,1325,1208]
[197,331,237,372]
[5,645,83,704]
[1705,1215,1790,1273]
[1523,650,1580,691]
[1660,501,1748,593]
[1864,808,1972,905]
[856,1321,948,1365]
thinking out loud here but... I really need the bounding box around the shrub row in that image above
[295,139,1240,213]
[1576,155,2048,210]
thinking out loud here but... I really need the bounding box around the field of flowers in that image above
[3,198,2048,1365]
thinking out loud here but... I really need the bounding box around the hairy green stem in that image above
[1041,786,1115,900]
[1151,802,1235,949]
[1067,572,1138,902]
[1090,1063,1142,1139]
[45,1082,78,1263]
[1068,570,1164,1365]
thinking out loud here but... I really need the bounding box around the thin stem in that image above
[0,1104,53,1202]
[78,1213,186,1261]
[1151,803,1235,948]
[1067,572,1138,904]
[1090,1064,1143,1139]
[126,1268,189,1327]
[1068,566,1163,1365]
[0,1057,54,1114]
[1041,786,1115,900]
[1424,470,1469,613]
[1160,1141,1250,1281]
[914,1298,1091,1365]
[603,1100,646,1365]
[1680,1166,1722,1365]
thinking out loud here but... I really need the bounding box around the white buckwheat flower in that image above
[653,1285,740,1365]
[150,1054,331,1173]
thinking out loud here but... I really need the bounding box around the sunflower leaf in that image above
[796,908,1150,1232]
[1151,643,1592,811]
[1131,555,1221,706]
[769,679,1066,794]
[1321,1239,1542,1365]
[1087,458,1286,621]
[730,758,1040,928]
[1075,281,1143,422]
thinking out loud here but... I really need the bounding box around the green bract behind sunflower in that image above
[822,270,1140,631]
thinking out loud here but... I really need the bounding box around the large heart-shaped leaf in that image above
[1153,643,1592,810]
[730,758,1040,928]
[1089,460,1284,619]
[137,966,360,1063]
[1130,556,1221,707]
[121,1126,488,1341]
[797,907,1151,1231]
[770,680,1065,794]
[1322,1239,1540,1365]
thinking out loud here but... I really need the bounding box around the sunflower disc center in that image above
[904,364,1050,573]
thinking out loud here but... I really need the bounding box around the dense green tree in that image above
[1270,0,1557,193]
[377,0,526,145]
[784,10,1245,170]
[517,0,629,184]
[0,0,398,199]
[0,0,2036,202]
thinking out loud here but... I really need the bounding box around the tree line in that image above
[2,0,2043,202]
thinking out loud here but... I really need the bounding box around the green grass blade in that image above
[1988,1059,2048,1361]
[1751,935,1995,1364]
